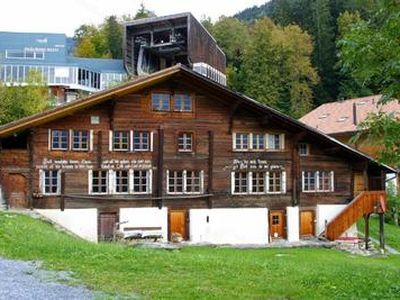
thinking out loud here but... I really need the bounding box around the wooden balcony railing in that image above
[325,191,387,241]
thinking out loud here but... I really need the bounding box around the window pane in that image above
[152,93,170,111]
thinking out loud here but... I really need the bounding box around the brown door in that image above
[269,210,286,239]
[4,174,28,208]
[169,210,188,240]
[300,210,315,237]
[98,212,117,241]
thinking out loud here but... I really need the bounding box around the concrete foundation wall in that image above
[316,205,358,238]
[189,208,269,244]
[36,209,98,242]
[286,206,300,242]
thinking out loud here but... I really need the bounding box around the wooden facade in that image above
[0,65,392,240]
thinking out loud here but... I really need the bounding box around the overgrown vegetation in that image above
[1,212,400,299]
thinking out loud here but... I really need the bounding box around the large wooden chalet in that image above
[0,64,392,243]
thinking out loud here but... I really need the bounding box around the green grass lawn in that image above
[358,215,400,251]
[1,212,400,299]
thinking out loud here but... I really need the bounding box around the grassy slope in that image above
[0,212,400,299]
[358,216,400,251]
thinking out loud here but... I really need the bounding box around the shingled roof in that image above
[0,64,396,173]
[300,95,400,135]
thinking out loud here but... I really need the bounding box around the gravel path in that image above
[0,257,96,300]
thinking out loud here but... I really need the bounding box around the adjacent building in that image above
[0,31,127,103]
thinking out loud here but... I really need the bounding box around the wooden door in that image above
[269,210,286,239]
[4,174,28,208]
[98,212,117,241]
[169,210,188,240]
[300,210,315,237]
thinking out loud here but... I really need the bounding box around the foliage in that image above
[74,4,156,59]
[386,183,400,226]
[1,212,400,299]
[341,1,400,167]
[0,70,51,125]
[241,18,318,117]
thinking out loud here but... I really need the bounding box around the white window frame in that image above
[232,132,250,151]
[132,130,151,152]
[302,171,335,193]
[267,133,285,151]
[39,169,61,196]
[114,170,130,194]
[166,170,204,195]
[231,171,287,195]
[298,143,309,156]
[89,170,109,195]
[178,132,193,152]
[50,129,69,151]
[231,171,250,195]
[71,129,90,151]
[131,169,152,194]
[251,133,266,151]
[111,130,130,152]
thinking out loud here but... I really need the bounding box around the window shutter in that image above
[48,129,52,151]
[88,170,93,194]
[316,171,320,191]
[249,133,253,150]
[130,130,134,152]
[148,169,153,194]
[266,171,270,193]
[265,134,269,150]
[150,131,154,152]
[280,134,285,150]
[166,170,170,194]
[89,130,94,151]
[129,169,134,194]
[301,171,305,192]
[57,170,62,195]
[282,171,287,194]
[69,129,73,150]
[109,130,113,152]
[200,170,204,193]
[109,170,115,194]
[232,133,236,150]
[330,171,335,192]
[231,172,235,194]
[39,170,44,193]
[248,172,253,194]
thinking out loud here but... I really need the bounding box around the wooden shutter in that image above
[282,171,287,194]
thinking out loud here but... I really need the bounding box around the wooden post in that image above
[379,213,385,252]
[364,213,370,250]
[157,128,164,209]
[60,171,65,211]
[96,131,103,169]
[27,129,34,210]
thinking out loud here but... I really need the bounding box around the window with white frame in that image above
[113,131,129,151]
[233,172,248,194]
[232,171,286,195]
[302,171,334,192]
[41,170,60,195]
[167,170,204,194]
[72,130,89,151]
[152,93,170,111]
[51,129,68,150]
[178,132,193,152]
[234,133,249,150]
[299,143,309,156]
[132,170,150,193]
[91,170,108,194]
[174,94,192,112]
[252,134,265,150]
[115,170,129,194]
[133,131,150,151]
[268,134,284,150]
[268,171,282,193]
[252,172,265,193]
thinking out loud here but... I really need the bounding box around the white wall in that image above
[119,207,168,240]
[286,206,299,242]
[316,205,358,238]
[190,208,269,245]
[36,209,98,242]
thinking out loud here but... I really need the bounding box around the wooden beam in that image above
[208,130,214,209]
[27,129,34,210]
[157,128,164,209]
[364,213,370,250]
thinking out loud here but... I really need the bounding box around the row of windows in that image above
[109,130,153,152]
[231,171,287,195]
[5,49,45,60]
[49,129,93,151]
[151,93,192,112]
[233,133,285,151]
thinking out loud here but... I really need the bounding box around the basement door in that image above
[4,174,28,208]
[269,210,286,239]
[300,210,315,237]
[169,209,188,241]
[98,212,117,241]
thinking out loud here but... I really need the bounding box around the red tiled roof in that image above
[300,95,400,134]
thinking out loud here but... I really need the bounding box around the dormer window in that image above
[152,93,170,111]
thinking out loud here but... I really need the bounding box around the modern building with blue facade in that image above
[0,31,127,103]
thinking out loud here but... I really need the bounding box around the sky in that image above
[0,0,266,36]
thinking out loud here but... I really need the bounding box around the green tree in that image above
[103,16,123,59]
[0,70,51,124]
[342,0,400,168]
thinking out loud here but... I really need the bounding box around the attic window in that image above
[337,116,348,122]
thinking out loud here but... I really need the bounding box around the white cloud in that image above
[0,0,266,36]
